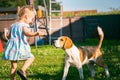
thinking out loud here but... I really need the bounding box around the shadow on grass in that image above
[28,67,80,80]
[28,69,63,80]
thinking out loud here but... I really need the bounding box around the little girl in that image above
[2,5,44,80]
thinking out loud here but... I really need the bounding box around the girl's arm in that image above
[23,26,38,37]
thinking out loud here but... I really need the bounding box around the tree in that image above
[0,0,60,15]
[0,0,26,7]
[0,0,60,10]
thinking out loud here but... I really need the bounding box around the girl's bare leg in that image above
[10,61,17,80]
[21,57,34,75]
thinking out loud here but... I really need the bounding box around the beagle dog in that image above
[54,27,110,80]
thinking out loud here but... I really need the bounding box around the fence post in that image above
[69,17,72,39]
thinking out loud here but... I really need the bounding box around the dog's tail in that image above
[97,26,104,49]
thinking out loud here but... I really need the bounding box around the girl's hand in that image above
[37,31,46,37]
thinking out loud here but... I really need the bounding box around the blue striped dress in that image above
[2,22,34,60]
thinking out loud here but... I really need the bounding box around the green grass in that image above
[0,39,120,80]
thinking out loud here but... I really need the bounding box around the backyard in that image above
[0,39,120,80]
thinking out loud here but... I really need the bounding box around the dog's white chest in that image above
[65,45,81,66]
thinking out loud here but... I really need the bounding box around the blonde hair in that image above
[18,5,35,20]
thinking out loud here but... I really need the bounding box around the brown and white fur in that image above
[54,26,110,80]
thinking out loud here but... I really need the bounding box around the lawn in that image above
[0,39,120,80]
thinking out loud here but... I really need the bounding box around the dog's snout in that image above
[53,40,56,43]
[53,40,57,45]
[54,40,58,43]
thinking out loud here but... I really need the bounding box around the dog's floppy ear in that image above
[64,37,73,49]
